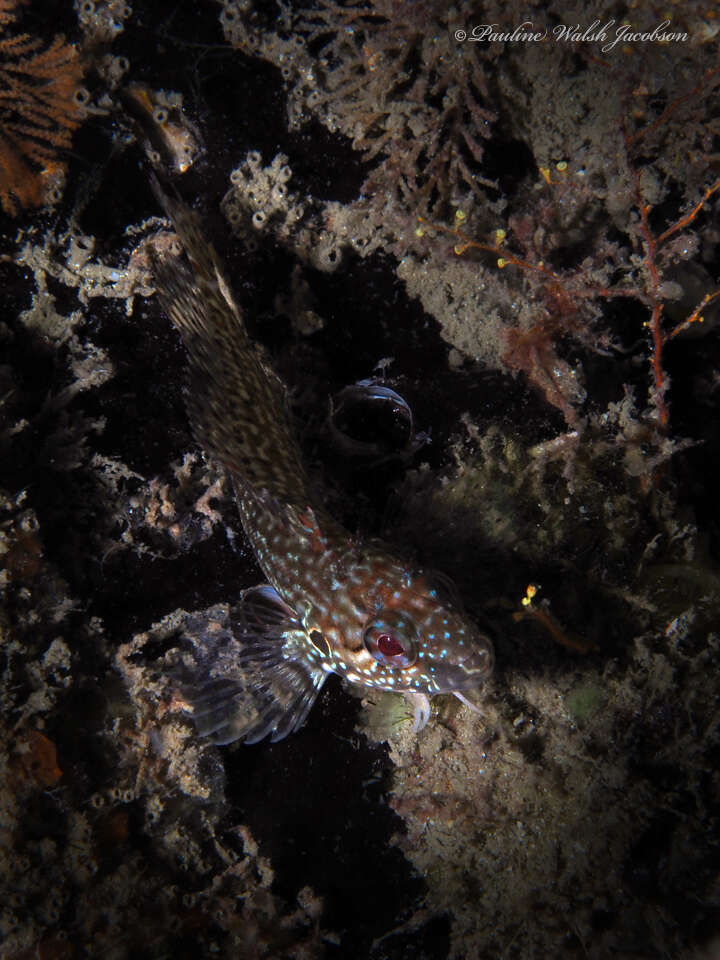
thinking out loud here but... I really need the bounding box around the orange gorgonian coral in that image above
[0,0,85,216]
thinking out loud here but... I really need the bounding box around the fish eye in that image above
[363,612,418,667]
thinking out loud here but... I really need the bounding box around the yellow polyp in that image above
[415,227,425,237]
[454,243,467,256]
[521,584,538,607]
[495,228,506,244]
[455,209,466,222]
[539,166,551,184]
[697,316,704,323]
[497,257,507,268]
[556,160,568,172]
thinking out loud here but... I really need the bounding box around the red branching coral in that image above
[0,0,85,215]
[421,62,720,437]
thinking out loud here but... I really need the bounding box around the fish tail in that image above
[151,183,307,501]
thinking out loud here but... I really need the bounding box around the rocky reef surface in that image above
[2,2,720,958]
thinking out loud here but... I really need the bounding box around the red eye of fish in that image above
[377,633,404,657]
[363,612,418,668]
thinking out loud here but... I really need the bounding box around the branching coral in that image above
[0,0,86,215]
[218,0,720,477]
[220,0,498,214]
[420,112,720,436]
[294,0,498,212]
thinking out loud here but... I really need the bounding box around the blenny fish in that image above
[152,188,494,744]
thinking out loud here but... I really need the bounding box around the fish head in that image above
[360,601,494,696]
[334,565,494,701]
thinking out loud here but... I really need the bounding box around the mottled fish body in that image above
[152,190,494,744]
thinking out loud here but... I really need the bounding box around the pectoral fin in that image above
[174,585,327,745]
